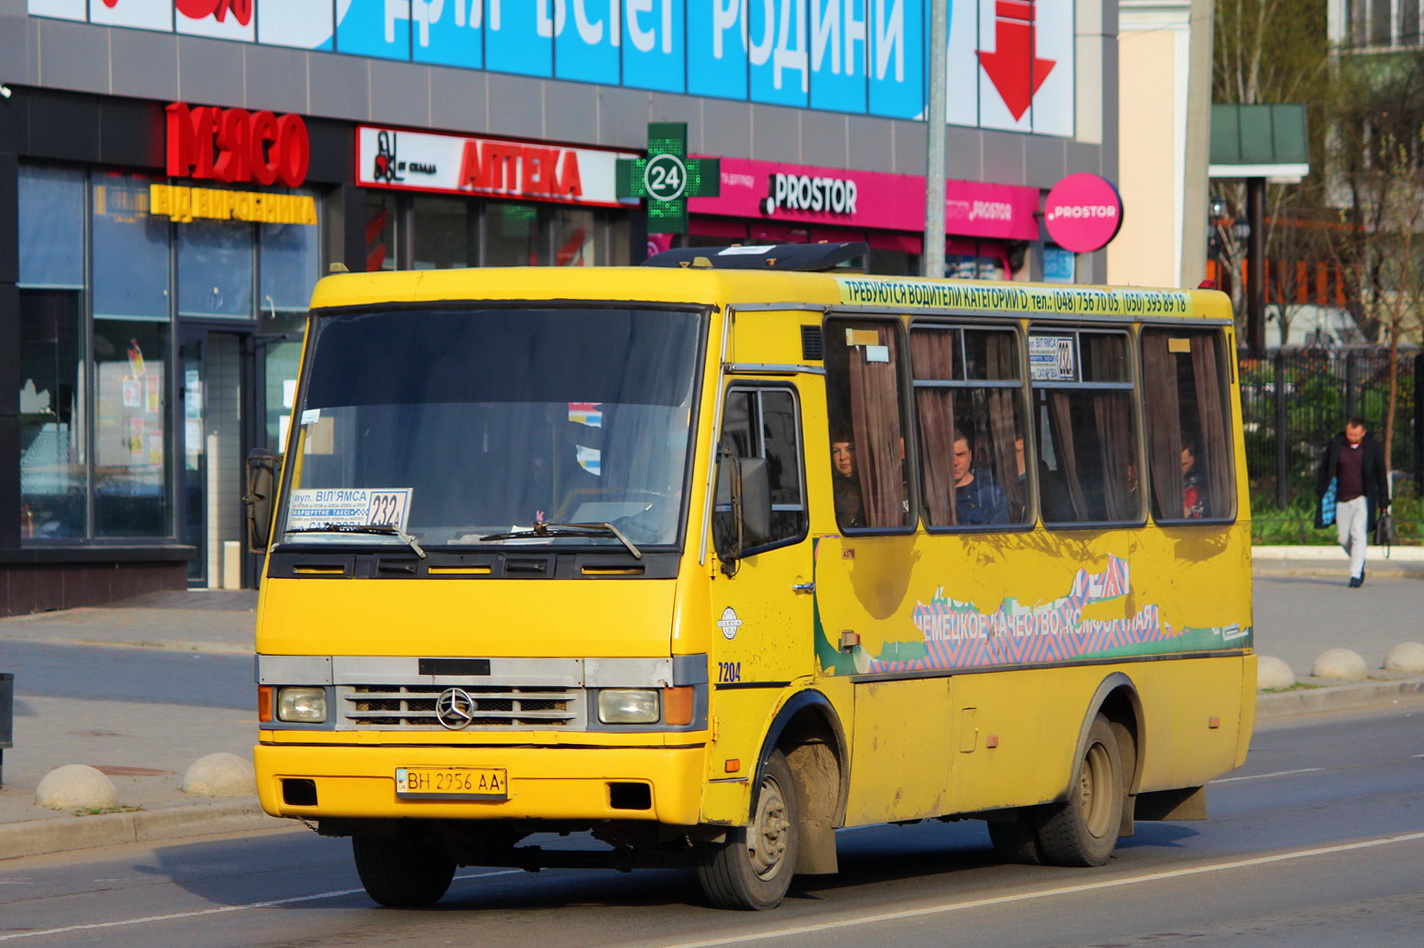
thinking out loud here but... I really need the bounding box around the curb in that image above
[0,801,289,862]
[1256,676,1424,719]
[1251,545,1424,579]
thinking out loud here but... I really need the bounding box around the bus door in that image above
[709,384,814,755]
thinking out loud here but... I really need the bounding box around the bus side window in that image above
[1141,329,1234,521]
[824,319,912,530]
[911,326,1030,528]
[713,387,807,556]
[1031,330,1141,525]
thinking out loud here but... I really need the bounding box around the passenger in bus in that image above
[952,428,1007,525]
[1126,460,1142,508]
[1010,436,1029,522]
[1181,441,1206,518]
[830,429,864,528]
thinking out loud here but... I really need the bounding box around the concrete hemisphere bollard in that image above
[1384,642,1424,673]
[182,752,256,797]
[35,764,118,811]
[1256,655,1296,690]
[1311,647,1370,681]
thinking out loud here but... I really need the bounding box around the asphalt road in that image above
[0,640,251,710]
[3,704,1423,947]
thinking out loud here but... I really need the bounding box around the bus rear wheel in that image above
[696,749,799,910]
[352,834,457,907]
[1035,714,1124,867]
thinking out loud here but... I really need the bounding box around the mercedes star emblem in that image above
[435,687,477,730]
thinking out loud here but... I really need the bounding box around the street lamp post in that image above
[923,0,948,279]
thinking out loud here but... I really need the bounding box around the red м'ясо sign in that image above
[166,101,311,188]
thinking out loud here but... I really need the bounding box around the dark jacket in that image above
[1316,431,1390,534]
[955,468,1008,525]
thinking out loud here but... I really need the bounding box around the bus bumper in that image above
[253,742,707,826]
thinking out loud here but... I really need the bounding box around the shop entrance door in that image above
[180,329,249,588]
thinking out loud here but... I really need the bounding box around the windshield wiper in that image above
[286,523,427,559]
[478,521,642,559]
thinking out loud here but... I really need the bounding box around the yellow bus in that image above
[248,243,1254,911]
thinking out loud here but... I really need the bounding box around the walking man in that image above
[1316,417,1390,587]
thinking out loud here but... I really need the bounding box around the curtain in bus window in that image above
[1192,336,1231,518]
[911,329,957,525]
[985,333,1026,522]
[1086,333,1138,522]
[1095,392,1136,520]
[1141,332,1184,520]
[847,326,908,527]
[1047,392,1088,519]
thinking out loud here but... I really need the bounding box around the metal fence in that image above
[1238,347,1423,544]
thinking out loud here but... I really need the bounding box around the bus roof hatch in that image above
[642,242,868,272]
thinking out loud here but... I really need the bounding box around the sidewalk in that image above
[2,551,1422,863]
[0,590,278,859]
[1250,542,1424,579]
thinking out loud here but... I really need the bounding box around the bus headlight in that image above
[276,686,328,723]
[598,689,660,724]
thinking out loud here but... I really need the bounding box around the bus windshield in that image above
[279,306,703,550]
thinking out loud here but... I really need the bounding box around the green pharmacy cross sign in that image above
[616,122,719,234]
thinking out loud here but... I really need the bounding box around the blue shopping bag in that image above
[1316,476,1337,528]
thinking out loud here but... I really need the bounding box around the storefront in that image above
[352,125,640,270]
[0,90,653,609]
[1,87,341,608]
[687,157,1044,279]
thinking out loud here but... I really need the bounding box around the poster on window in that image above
[1029,334,1076,381]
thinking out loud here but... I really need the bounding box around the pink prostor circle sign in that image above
[1043,173,1124,253]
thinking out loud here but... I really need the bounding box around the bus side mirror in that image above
[715,449,772,571]
[738,458,772,547]
[244,450,280,553]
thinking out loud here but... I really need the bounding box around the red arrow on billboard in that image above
[977,0,1056,121]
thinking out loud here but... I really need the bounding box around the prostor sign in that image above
[761,173,859,215]
[1042,173,1123,253]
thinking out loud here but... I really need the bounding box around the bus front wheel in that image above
[1035,714,1124,867]
[352,834,457,907]
[696,749,799,910]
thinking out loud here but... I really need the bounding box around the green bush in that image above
[1250,484,1421,545]
[1250,492,1331,545]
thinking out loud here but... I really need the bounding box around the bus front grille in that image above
[339,684,582,729]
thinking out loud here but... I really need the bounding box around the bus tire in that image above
[352,834,456,907]
[696,749,799,910]
[1035,714,1124,867]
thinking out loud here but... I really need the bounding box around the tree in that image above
[1322,50,1424,473]
[1212,1,1332,345]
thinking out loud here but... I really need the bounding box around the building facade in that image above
[0,0,1121,612]
[1107,0,1212,289]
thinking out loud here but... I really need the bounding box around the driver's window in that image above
[714,387,807,554]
